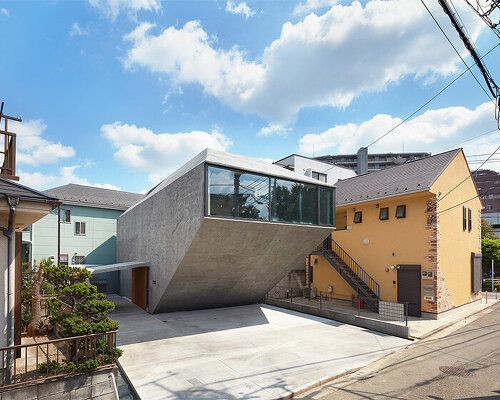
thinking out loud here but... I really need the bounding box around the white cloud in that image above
[1,8,9,16]
[293,0,338,16]
[258,124,291,137]
[19,166,121,191]
[123,0,483,126]
[88,0,160,21]
[225,1,256,19]
[297,101,500,170]
[70,22,89,37]
[9,119,75,165]
[101,122,233,183]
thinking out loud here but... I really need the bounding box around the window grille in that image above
[74,255,86,265]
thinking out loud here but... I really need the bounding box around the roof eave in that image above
[336,187,431,207]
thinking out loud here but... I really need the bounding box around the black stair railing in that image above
[321,236,380,302]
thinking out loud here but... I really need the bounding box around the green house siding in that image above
[26,205,123,265]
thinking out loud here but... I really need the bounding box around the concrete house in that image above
[309,149,482,317]
[117,149,336,313]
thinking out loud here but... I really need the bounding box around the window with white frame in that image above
[75,221,86,235]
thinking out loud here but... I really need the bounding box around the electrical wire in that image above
[366,41,499,148]
[422,0,495,102]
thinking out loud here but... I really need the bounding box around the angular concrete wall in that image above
[117,164,205,311]
[156,217,332,312]
[117,150,335,313]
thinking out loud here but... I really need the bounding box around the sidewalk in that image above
[265,292,499,339]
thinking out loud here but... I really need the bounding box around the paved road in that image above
[298,303,500,400]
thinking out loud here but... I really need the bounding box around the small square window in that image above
[395,205,406,219]
[75,221,86,235]
[379,207,389,220]
[59,209,71,223]
[353,211,362,223]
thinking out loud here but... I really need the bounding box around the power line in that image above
[441,128,499,151]
[366,41,499,148]
[426,0,496,102]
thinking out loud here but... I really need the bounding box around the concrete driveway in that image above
[109,295,409,400]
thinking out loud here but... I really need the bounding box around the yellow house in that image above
[308,149,482,318]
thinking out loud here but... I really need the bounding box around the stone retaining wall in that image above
[0,366,117,400]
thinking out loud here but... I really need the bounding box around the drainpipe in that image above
[1,196,19,383]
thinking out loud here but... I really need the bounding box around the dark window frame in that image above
[379,207,389,221]
[463,206,467,231]
[59,208,71,223]
[204,163,335,227]
[395,205,406,219]
[353,211,362,223]
[75,221,86,236]
[468,208,472,232]
[311,171,327,183]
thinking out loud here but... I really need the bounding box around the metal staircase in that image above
[318,236,380,312]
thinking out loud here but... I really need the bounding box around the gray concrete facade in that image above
[117,149,335,313]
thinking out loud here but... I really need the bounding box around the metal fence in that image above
[378,301,408,326]
[0,331,117,387]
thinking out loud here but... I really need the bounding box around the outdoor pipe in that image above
[0,196,19,383]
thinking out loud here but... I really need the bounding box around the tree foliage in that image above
[43,264,118,338]
[481,219,497,240]
[482,238,500,273]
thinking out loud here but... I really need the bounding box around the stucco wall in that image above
[431,152,482,311]
[311,193,432,303]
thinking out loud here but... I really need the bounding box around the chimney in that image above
[357,147,368,175]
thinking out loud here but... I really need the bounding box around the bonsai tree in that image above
[24,259,54,335]
[43,264,118,337]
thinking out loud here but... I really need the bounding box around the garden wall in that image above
[0,366,117,400]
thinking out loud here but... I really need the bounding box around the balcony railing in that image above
[0,109,20,181]
[0,331,117,387]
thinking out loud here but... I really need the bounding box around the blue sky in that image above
[1,0,499,193]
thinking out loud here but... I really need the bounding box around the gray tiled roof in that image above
[335,149,462,206]
[43,184,143,211]
[0,177,60,204]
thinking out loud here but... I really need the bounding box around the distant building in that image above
[472,169,500,237]
[273,154,356,184]
[314,151,431,174]
[22,184,143,267]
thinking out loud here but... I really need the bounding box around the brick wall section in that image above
[424,196,456,313]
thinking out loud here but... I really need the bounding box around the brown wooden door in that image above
[131,267,148,311]
[397,265,421,317]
